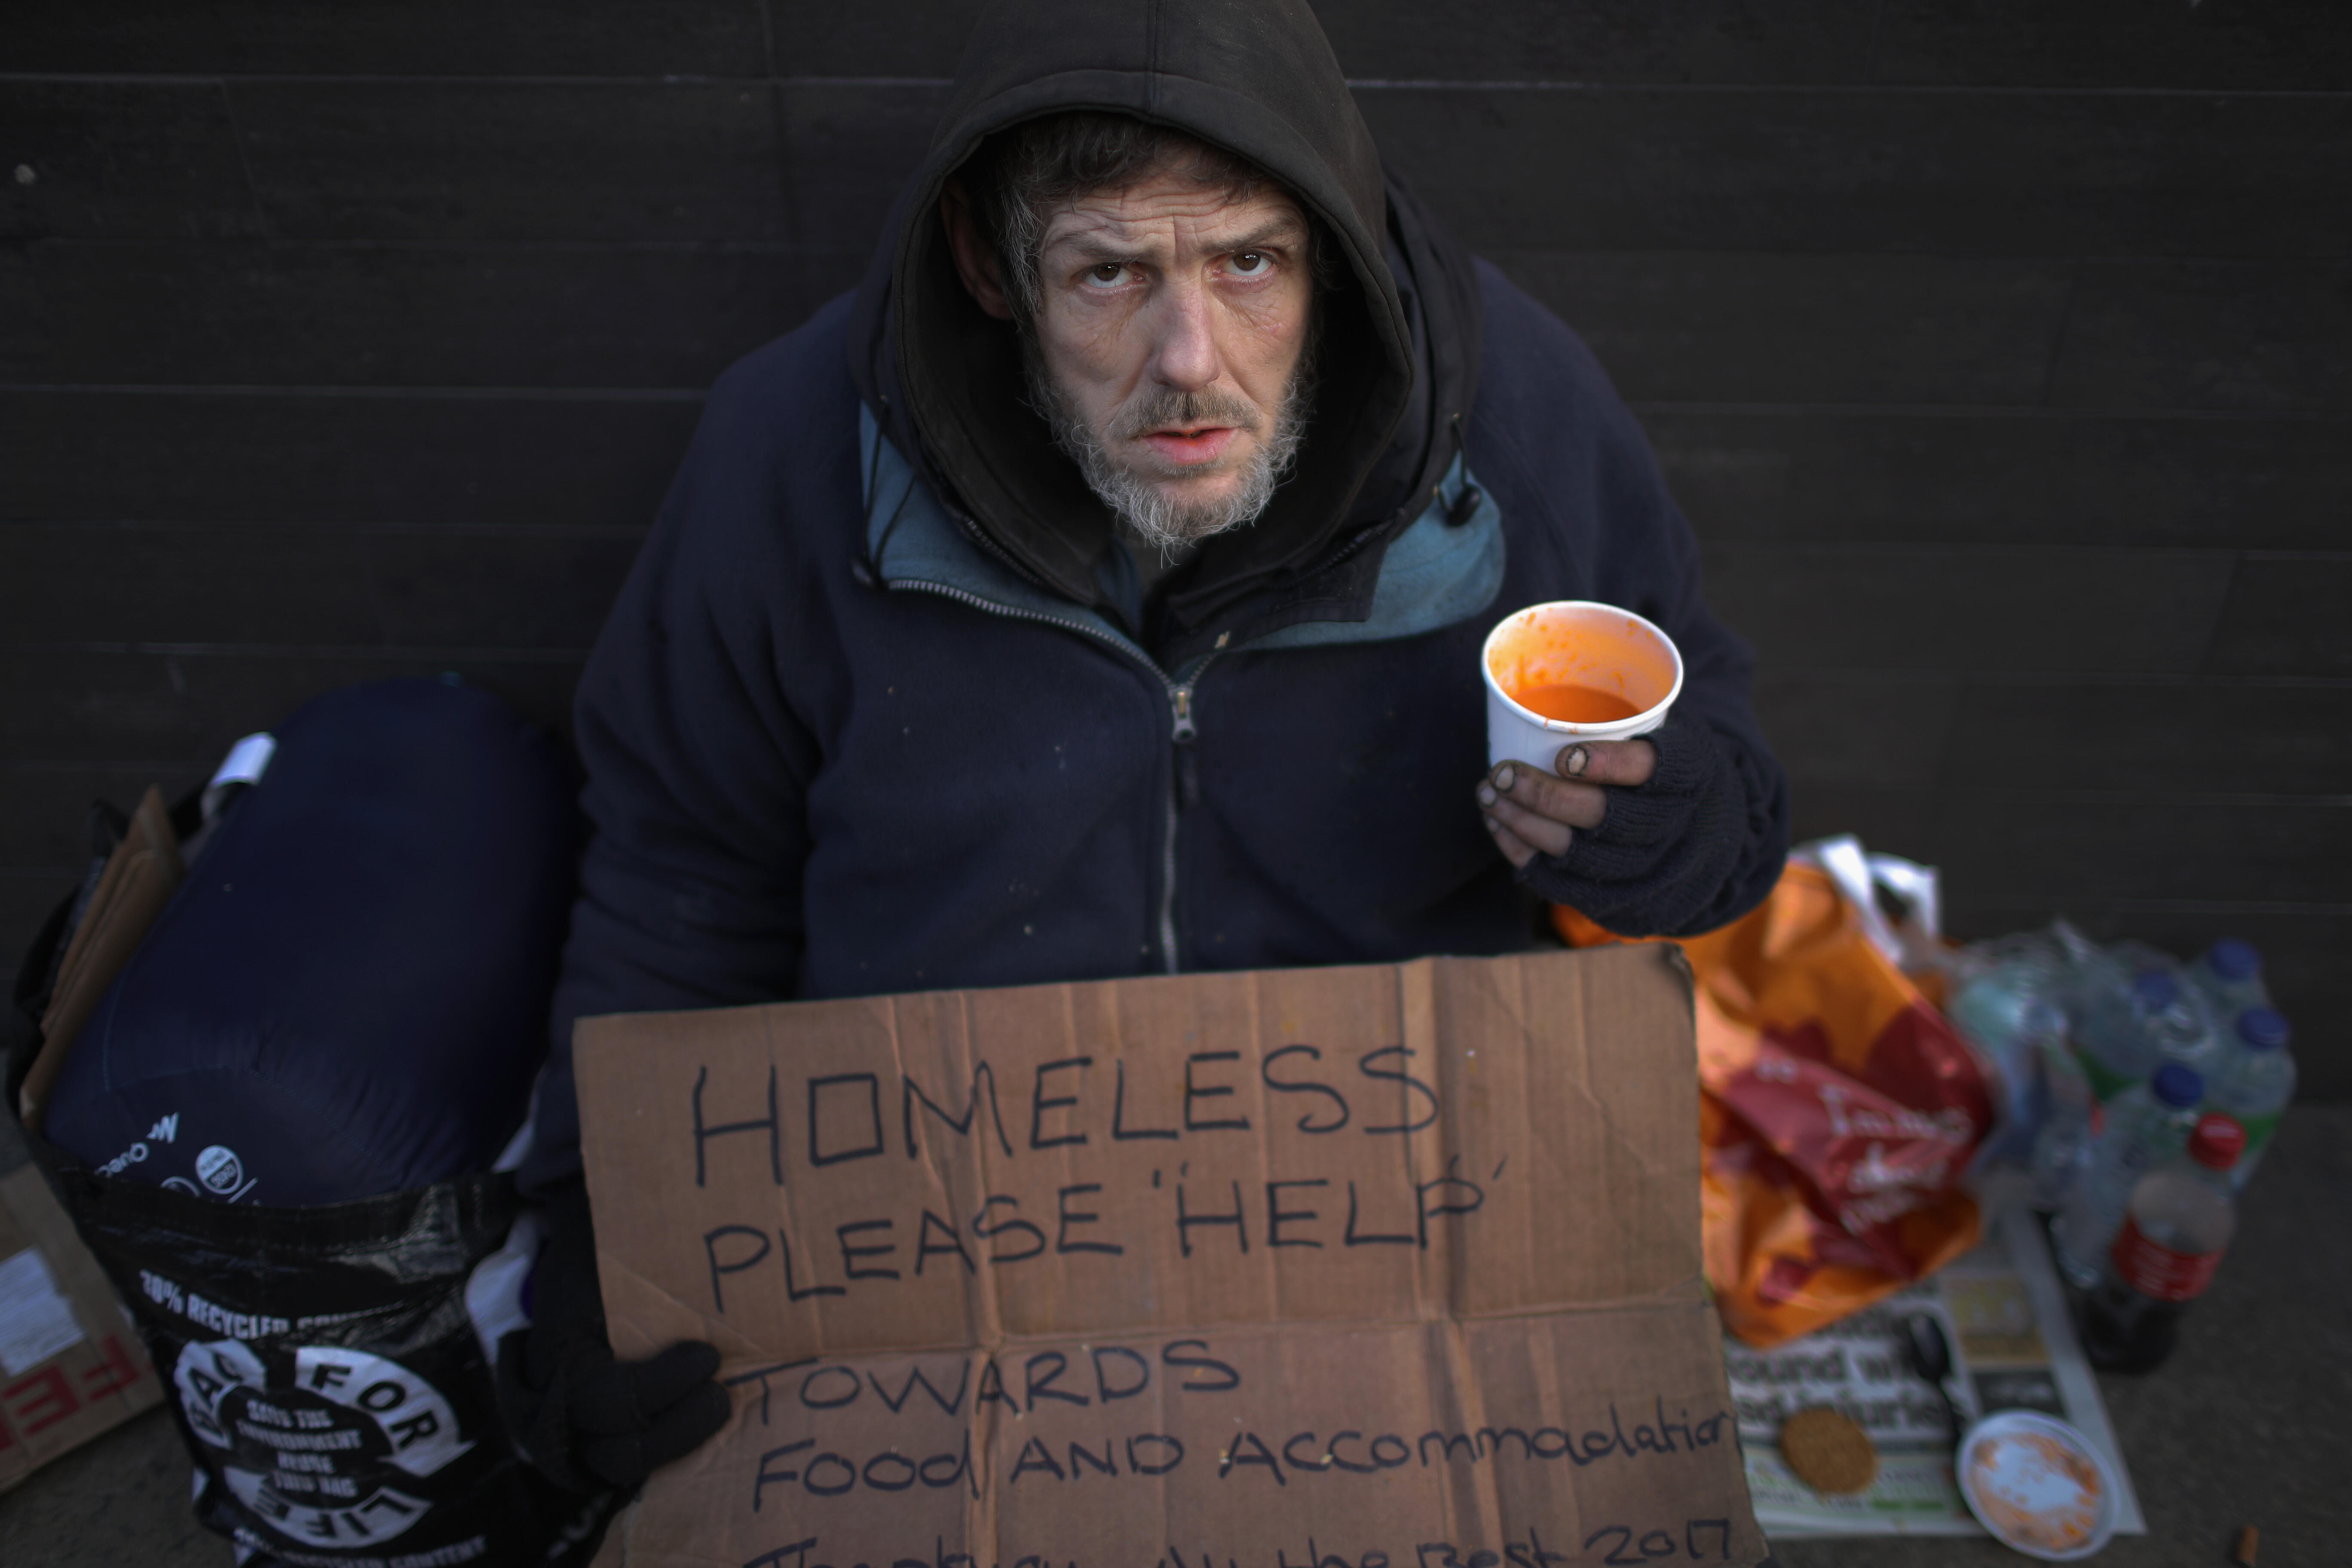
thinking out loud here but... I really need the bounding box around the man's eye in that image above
[1230,251,1270,276]
[1086,263,1127,285]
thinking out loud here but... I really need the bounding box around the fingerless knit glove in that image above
[1514,714,1779,937]
[494,1179,731,1494]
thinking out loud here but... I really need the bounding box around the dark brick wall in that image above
[5,2,2347,1093]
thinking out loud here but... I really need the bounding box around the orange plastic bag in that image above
[1555,861,1993,1348]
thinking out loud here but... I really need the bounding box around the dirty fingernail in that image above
[1484,816,1501,834]
[1476,784,1497,807]
[1560,746,1589,777]
[1494,764,1516,790]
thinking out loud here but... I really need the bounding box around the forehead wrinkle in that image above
[1041,189,1307,263]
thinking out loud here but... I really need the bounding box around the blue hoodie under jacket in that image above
[523,0,1788,1192]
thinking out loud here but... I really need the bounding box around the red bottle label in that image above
[2110,1217,2224,1302]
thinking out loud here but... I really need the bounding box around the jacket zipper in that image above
[1158,662,1215,975]
[886,577,1214,974]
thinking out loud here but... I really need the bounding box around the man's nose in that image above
[1146,277,1221,392]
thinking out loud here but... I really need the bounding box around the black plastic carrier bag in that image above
[5,677,608,1565]
[15,1155,606,1566]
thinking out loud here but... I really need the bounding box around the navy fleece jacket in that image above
[521,262,1788,1191]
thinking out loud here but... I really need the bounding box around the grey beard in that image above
[1026,347,1313,562]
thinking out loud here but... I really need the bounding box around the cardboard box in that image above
[21,785,182,1128]
[576,945,1766,1566]
[0,1161,165,1489]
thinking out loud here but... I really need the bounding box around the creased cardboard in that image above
[0,1163,165,1489]
[576,946,1766,1566]
[22,785,183,1127]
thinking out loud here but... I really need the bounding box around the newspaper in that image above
[1727,1207,2146,1539]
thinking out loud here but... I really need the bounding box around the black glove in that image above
[1515,714,1769,937]
[495,1179,731,1494]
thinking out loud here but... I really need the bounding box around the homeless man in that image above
[496,0,1791,1497]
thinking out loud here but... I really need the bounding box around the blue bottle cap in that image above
[2151,1062,2203,1108]
[2236,1007,2291,1051]
[2131,969,2180,1010]
[2205,938,2261,983]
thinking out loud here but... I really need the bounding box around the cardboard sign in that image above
[576,946,1766,1567]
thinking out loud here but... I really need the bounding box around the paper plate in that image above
[1956,1411,2120,1561]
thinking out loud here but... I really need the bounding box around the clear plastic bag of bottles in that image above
[1942,924,2295,1219]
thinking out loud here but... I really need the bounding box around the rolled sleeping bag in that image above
[44,677,578,1204]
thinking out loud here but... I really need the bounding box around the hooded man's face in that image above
[947,163,1317,556]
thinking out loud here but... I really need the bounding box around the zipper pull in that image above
[1170,686,1201,808]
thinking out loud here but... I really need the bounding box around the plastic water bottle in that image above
[1951,958,2069,1169]
[2080,1113,2245,1372]
[1951,951,2063,1063]
[2054,1062,2204,1289]
[2027,1033,2097,1211]
[2186,938,2269,1020]
[2070,968,2217,1102]
[2207,1007,2295,1189]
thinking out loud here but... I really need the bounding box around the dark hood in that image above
[847,0,1482,656]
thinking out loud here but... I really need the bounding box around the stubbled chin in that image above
[1132,469,1250,521]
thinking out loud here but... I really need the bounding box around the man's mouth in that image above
[1138,425,1241,467]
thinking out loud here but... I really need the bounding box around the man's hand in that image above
[1475,741,1657,867]
[496,1325,727,1495]
[494,1179,730,1494]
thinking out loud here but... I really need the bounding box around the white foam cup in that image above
[1481,600,1684,772]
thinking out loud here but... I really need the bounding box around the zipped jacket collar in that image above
[859,407,1503,670]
